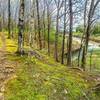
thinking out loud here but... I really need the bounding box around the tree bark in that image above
[8,0,11,38]
[47,7,51,56]
[61,0,67,64]
[36,0,42,50]
[55,9,59,62]
[67,0,73,66]
[43,0,46,48]
[81,0,95,70]
[17,0,25,55]
[78,0,87,67]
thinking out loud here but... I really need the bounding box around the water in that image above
[72,37,100,60]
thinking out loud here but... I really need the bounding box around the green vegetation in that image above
[75,25,83,35]
[2,34,99,100]
[76,23,100,36]
[86,50,100,74]
[92,23,100,35]
[5,54,95,100]
[45,30,63,44]
[0,0,100,99]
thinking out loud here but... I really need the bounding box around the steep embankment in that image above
[0,33,99,100]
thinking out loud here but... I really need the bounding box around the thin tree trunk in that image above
[55,9,59,62]
[81,25,90,70]
[61,0,67,64]
[8,0,11,38]
[0,3,1,31]
[67,0,73,66]
[78,0,87,67]
[90,49,93,71]
[36,0,42,50]
[47,9,51,56]
[43,0,46,48]
[33,0,37,43]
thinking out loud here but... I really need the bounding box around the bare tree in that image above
[67,0,73,66]
[36,0,42,50]
[46,0,53,55]
[78,0,88,67]
[43,0,46,48]
[8,0,11,38]
[54,0,63,62]
[61,0,67,64]
[81,0,100,70]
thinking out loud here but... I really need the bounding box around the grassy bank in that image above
[2,34,99,100]
[5,53,98,100]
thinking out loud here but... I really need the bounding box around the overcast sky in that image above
[0,0,100,30]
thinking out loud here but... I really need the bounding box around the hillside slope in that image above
[0,33,99,100]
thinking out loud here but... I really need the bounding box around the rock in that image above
[28,51,43,60]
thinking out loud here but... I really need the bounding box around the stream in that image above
[71,37,100,60]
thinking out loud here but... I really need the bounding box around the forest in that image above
[0,0,100,100]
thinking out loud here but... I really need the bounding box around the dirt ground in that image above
[0,33,15,100]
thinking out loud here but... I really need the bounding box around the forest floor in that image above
[0,32,100,100]
[0,33,16,100]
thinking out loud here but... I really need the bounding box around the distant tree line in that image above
[76,23,100,35]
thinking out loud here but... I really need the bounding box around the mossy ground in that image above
[0,32,99,100]
[5,54,95,100]
[0,34,98,100]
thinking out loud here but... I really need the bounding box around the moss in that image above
[0,32,99,100]
[5,38,17,53]
[5,53,96,100]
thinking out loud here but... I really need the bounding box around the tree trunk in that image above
[17,0,25,55]
[78,0,87,67]
[81,25,90,70]
[36,0,42,50]
[55,9,59,62]
[8,0,11,38]
[81,0,95,70]
[47,9,51,56]
[43,0,46,48]
[90,49,93,71]
[0,15,2,31]
[67,0,73,66]
[61,0,67,64]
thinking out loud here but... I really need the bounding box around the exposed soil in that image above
[0,33,15,100]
